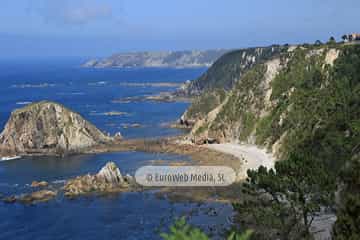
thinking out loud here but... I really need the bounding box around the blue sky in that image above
[0,0,359,58]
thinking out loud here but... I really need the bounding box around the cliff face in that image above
[82,50,229,68]
[0,101,115,155]
[183,44,360,164]
[180,45,286,123]
[182,45,286,95]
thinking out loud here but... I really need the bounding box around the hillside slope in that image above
[182,43,360,170]
[179,45,287,122]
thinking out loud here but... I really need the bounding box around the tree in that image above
[333,156,360,240]
[235,154,335,239]
[160,217,253,240]
[315,40,323,45]
[341,35,348,42]
[328,36,337,44]
[160,217,209,240]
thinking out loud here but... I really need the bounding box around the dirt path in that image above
[205,143,275,180]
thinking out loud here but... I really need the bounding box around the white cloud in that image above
[29,0,114,25]
[62,4,112,24]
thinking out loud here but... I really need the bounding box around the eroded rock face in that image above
[97,162,124,184]
[63,162,130,197]
[0,101,116,155]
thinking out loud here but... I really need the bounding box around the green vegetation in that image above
[160,217,253,240]
[328,36,337,45]
[160,218,209,240]
[185,45,285,119]
[185,89,226,119]
[332,156,360,239]
[181,42,360,239]
[210,64,267,141]
[226,230,254,240]
[190,46,284,92]
[235,154,335,239]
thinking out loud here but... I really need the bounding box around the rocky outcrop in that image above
[3,190,57,204]
[31,181,49,188]
[82,50,228,68]
[2,162,134,204]
[18,190,57,204]
[0,101,118,155]
[97,162,124,184]
[63,162,134,197]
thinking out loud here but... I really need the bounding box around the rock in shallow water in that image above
[2,162,133,204]
[31,181,49,188]
[97,162,124,184]
[18,190,57,204]
[63,162,130,197]
[3,196,16,204]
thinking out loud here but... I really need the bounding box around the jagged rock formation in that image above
[181,43,360,163]
[97,162,124,184]
[63,162,133,197]
[82,49,228,68]
[0,101,117,155]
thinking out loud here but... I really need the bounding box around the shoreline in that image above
[0,136,275,203]
[0,136,275,182]
[205,143,275,180]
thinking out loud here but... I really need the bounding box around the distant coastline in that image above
[82,49,229,68]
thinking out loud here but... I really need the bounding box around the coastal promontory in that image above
[0,101,118,156]
[82,50,229,68]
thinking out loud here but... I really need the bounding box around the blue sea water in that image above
[0,59,232,240]
[0,58,203,139]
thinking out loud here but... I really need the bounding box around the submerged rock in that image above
[2,190,58,204]
[18,190,57,204]
[3,196,16,204]
[31,181,49,188]
[0,101,118,155]
[63,162,130,197]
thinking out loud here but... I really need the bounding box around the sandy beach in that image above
[206,143,275,180]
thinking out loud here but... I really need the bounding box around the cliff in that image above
[179,45,286,122]
[0,101,117,155]
[181,43,360,169]
[82,50,228,68]
[180,45,286,95]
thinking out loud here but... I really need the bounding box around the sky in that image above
[0,0,359,58]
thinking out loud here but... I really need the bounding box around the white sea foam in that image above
[88,81,107,86]
[57,92,85,96]
[16,101,32,105]
[1,156,21,161]
[11,83,56,88]
[52,179,66,184]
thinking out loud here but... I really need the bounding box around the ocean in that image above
[0,59,232,240]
